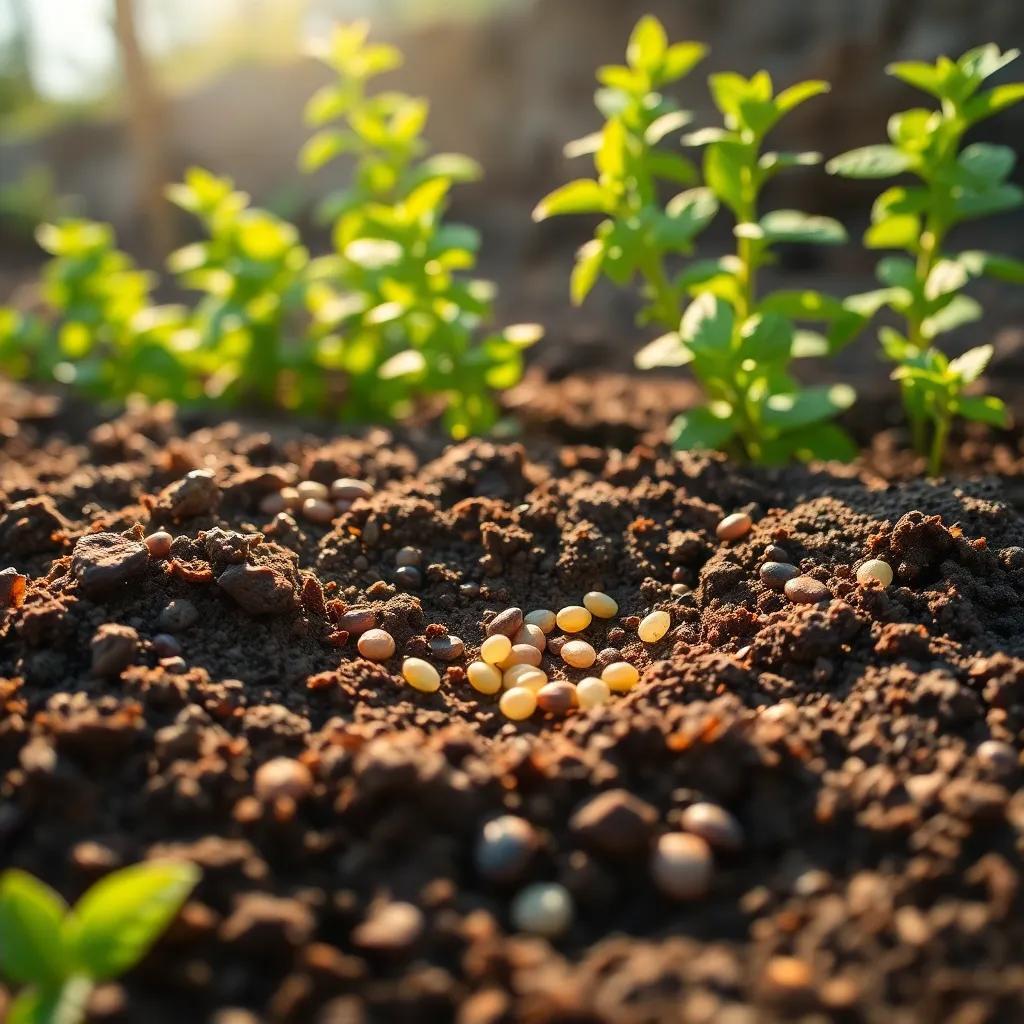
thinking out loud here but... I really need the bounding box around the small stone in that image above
[152,633,182,658]
[510,883,573,938]
[157,469,220,520]
[403,657,440,693]
[394,565,422,590]
[759,561,800,591]
[352,902,423,953]
[218,564,297,616]
[90,623,139,677]
[331,478,374,501]
[395,546,421,567]
[638,610,671,643]
[764,544,790,562]
[679,802,744,851]
[487,607,524,638]
[0,568,27,609]
[302,498,335,525]
[536,681,575,715]
[524,609,556,633]
[159,598,199,633]
[650,832,713,899]
[976,739,1017,776]
[856,558,894,588]
[260,493,288,516]
[144,531,173,559]
[337,609,376,635]
[72,532,150,599]
[570,789,657,857]
[254,757,313,802]
[429,634,465,661]
[358,629,395,661]
[475,815,538,882]
[561,639,596,669]
[784,575,830,605]
[297,480,329,502]
[716,512,752,541]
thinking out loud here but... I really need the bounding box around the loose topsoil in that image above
[2,374,1024,1024]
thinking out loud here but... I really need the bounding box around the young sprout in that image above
[0,861,198,1024]
[828,44,1023,473]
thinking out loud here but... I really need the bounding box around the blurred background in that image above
[2,0,1023,383]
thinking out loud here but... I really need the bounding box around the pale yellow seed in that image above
[524,609,557,634]
[467,661,502,695]
[638,610,671,643]
[499,643,542,670]
[297,480,329,502]
[402,657,440,693]
[856,558,894,588]
[556,605,592,633]
[513,623,547,652]
[279,486,301,509]
[561,639,596,669]
[500,686,537,721]
[583,591,618,619]
[481,634,513,665]
[357,628,395,661]
[602,661,640,693]
[302,498,335,524]
[503,664,546,689]
[576,676,612,709]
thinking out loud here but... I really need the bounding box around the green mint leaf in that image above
[644,110,693,145]
[865,213,920,250]
[958,394,1009,427]
[657,188,718,247]
[670,404,736,451]
[964,83,1024,123]
[635,331,694,369]
[570,238,606,306]
[645,151,699,185]
[757,210,847,245]
[774,80,830,115]
[951,183,1024,222]
[956,142,1016,184]
[763,384,856,430]
[826,145,913,178]
[8,976,93,1024]
[703,139,749,216]
[660,42,707,82]
[948,344,993,383]
[759,289,847,320]
[921,294,983,339]
[626,15,668,74]
[740,313,793,362]
[680,293,734,353]
[532,180,612,221]
[0,870,69,987]
[762,422,858,464]
[886,60,950,99]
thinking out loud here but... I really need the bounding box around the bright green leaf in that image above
[0,871,68,987]
[670,404,736,451]
[758,209,847,245]
[635,331,693,369]
[826,145,913,178]
[949,344,993,383]
[958,394,1009,427]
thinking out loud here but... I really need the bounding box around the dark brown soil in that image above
[3,374,1024,1024]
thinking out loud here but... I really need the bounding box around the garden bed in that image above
[2,373,1024,1023]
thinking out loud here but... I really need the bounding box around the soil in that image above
[3,373,1024,1024]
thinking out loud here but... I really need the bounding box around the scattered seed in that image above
[159,598,199,633]
[759,561,800,591]
[500,643,542,669]
[650,832,713,900]
[513,623,546,652]
[337,608,376,635]
[302,498,335,524]
[556,605,592,633]
[506,667,547,693]
[784,576,830,605]
[583,591,618,618]
[577,677,612,710]
[976,739,1017,776]
[396,546,422,567]
[460,582,480,598]
[402,657,440,693]
[679,802,744,851]
[429,634,465,661]
[254,757,313,802]
[500,686,537,720]
[331,478,374,501]
[561,639,596,669]
[475,816,538,882]
[537,680,576,715]
[602,661,639,693]
[144,531,173,560]
[394,565,422,590]
[467,661,502,695]
[524,609,556,634]
[511,883,573,938]
[358,628,395,661]
[487,607,524,638]
[670,583,691,598]
[260,492,288,516]
[856,558,894,588]
[716,512,752,541]
[638,610,671,643]
[297,480,329,502]
[481,634,513,665]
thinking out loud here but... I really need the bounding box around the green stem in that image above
[641,252,682,330]
[928,405,951,477]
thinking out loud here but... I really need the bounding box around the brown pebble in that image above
[217,563,297,616]
[337,608,376,635]
[571,789,658,857]
[759,561,800,591]
[352,902,423,953]
[331,478,374,501]
[716,512,752,541]
[396,546,422,567]
[90,623,139,677]
[302,498,335,524]
[536,681,575,715]
[784,575,830,605]
[152,633,182,658]
[764,544,790,562]
[976,740,1017,776]
[679,802,744,851]
[650,832,713,899]
[547,635,567,657]
[486,607,524,638]
[394,565,422,589]
[595,647,620,669]
[254,757,313,802]
[144,531,173,559]
[429,634,465,661]
[358,628,396,661]
[72,532,150,598]
[762,956,813,999]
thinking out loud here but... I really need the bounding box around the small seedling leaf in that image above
[949,344,993,383]
[680,293,734,353]
[958,394,1009,426]
[532,180,612,221]
[964,83,1024,123]
[826,145,913,178]
[626,15,668,74]
[570,239,606,306]
[0,870,68,986]
[635,331,693,369]
[921,294,983,339]
[669,405,736,451]
[758,210,847,245]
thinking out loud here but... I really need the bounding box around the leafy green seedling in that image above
[535,17,854,462]
[301,21,541,437]
[0,861,198,1024]
[828,44,1023,472]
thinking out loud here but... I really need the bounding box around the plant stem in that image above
[928,406,950,476]
[641,253,682,329]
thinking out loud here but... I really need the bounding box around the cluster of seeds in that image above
[260,477,375,525]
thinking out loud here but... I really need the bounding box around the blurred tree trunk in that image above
[113,0,174,261]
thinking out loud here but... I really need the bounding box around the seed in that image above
[763,956,813,997]
[576,676,611,709]
[556,605,592,633]
[499,643,542,669]
[303,498,335,524]
[396,546,422,567]
[679,802,744,851]
[513,623,546,652]
[650,832,713,900]
[145,531,173,559]
[402,657,440,693]
[487,607,524,638]
[561,639,596,669]
[537,681,576,715]
[764,544,790,562]
[856,558,893,588]
[358,628,395,660]
[500,686,537,720]
[510,882,573,938]
[602,661,639,693]
[331,478,374,501]
[481,634,512,665]
[506,667,547,693]
[254,757,313,802]
[429,634,465,661]
[337,608,376,635]
[394,565,422,590]
[524,609,556,634]
[297,480,329,502]
[475,815,538,882]
[759,561,800,591]
[638,610,671,643]
[716,511,752,541]
[784,576,830,604]
[976,739,1017,776]
[583,591,618,618]
[467,661,502,695]
[279,486,301,509]
[260,492,288,516]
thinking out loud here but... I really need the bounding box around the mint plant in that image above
[535,16,855,463]
[0,861,198,1024]
[300,21,541,437]
[827,45,1023,473]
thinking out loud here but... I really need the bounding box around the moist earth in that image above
[2,377,1024,1024]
